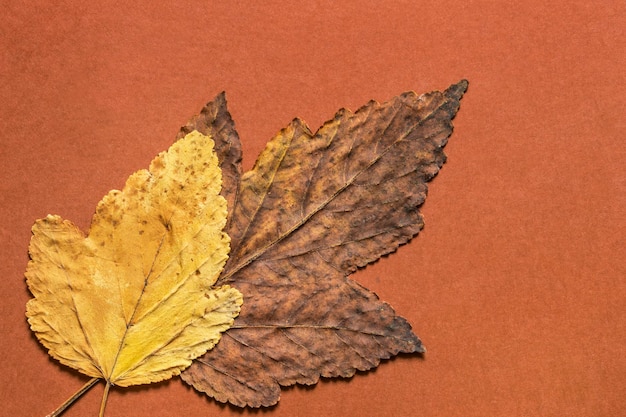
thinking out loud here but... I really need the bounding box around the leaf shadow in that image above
[184,351,424,413]
[289,350,425,394]
[181,380,279,414]
[114,377,173,397]
[25,291,176,402]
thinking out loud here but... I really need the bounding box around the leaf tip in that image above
[446,79,469,100]
[214,91,227,104]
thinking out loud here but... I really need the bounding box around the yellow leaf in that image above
[25,131,243,388]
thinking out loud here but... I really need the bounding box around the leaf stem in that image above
[46,377,100,417]
[99,381,111,417]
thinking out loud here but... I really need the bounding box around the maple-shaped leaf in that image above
[179,81,468,407]
[25,131,243,413]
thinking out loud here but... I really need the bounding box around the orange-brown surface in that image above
[1,2,624,416]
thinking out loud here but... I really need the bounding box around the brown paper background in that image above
[1,1,624,416]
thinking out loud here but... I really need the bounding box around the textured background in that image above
[1,1,624,416]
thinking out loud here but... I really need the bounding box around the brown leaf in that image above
[181,81,468,407]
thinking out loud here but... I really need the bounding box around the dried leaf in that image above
[181,81,468,407]
[25,132,243,390]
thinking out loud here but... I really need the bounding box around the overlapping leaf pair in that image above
[25,80,467,415]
